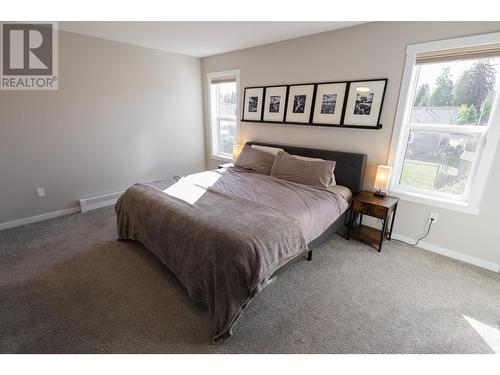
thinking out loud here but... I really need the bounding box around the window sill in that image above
[390,189,480,215]
[210,154,234,163]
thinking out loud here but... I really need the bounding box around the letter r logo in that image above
[2,23,53,75]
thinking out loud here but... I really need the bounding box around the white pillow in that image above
[251,145,284,155]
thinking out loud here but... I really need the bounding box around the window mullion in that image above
[407,123,488,134]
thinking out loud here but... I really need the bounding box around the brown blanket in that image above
[115,169,348,341]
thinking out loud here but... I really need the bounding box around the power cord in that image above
[395,218,435,247]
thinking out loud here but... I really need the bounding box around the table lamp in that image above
[374,165,392,197]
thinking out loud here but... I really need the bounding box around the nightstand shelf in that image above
[350,224,389,248]
[347,192,399,252]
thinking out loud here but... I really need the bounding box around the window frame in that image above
[207,69,240,162]
[388,32,500,215]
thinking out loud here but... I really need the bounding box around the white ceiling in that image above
[59,21,366,57]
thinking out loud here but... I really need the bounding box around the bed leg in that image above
[307,250,312,261]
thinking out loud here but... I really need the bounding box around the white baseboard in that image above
[0,207,81,231]
[392,233,499,273]
[0,190,123,231]
[80,191,124,213]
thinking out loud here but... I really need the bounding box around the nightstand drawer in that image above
[352,200,386,219]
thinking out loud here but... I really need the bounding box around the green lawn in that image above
[401,160,438,189]
[401,159,464,193]
[400,160,444,189]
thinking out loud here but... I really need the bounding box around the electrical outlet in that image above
[35,187,46,198]
[429,212,439,223]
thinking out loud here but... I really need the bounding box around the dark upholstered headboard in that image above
[246,141,367,195]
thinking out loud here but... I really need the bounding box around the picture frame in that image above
[285,84,315,123]
[343,79,387,128]
[262,85,288,123]
[242,87,264,121]
[312,82,348,126]
[240,78,387,129]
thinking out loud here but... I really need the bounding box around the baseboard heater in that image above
[79,191,124,213]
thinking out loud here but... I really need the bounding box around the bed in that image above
[115,142,366,341]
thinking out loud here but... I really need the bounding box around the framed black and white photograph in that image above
[343,79,387,127]
[285,84,315,123]
[263,86,288,122]
[312,82,347,125]
[242,87,264,121]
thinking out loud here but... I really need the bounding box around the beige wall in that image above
[202,22,500,268]
[0,30,205,223]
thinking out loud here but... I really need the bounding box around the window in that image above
[207,70,240,161]
[390,34,500,214]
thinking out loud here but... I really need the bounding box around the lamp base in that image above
[374,190,387,198]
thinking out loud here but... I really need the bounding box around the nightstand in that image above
[347,192,399,252]
[218,162,234,169]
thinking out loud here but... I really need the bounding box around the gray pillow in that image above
[270,151,336,188]
[289,154,336,185]
[234,145,276,175]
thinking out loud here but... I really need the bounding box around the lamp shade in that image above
[232,143,244,160]
[374,165,392,191]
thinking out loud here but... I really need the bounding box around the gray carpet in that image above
[1,207,499,354]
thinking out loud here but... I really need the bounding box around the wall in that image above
[0,30,205,223]
[202,22,500,269]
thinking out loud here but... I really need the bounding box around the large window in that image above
[390,34,500,214]
[207,70,240,161]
